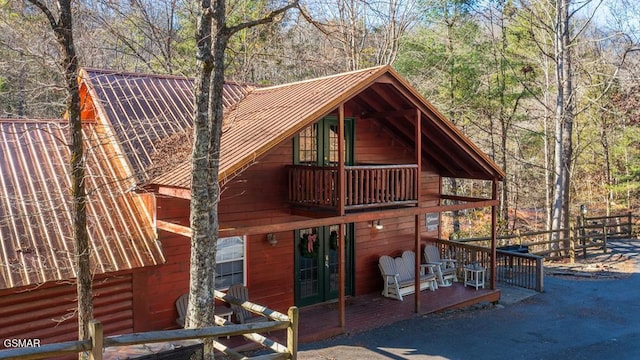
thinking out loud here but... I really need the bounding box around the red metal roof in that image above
[80,68,253,183]
[0,119,164,289]
[152,66,387,188]
[81,65,503,191]
[152,66,504,189]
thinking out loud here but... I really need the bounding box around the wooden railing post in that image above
[287,306,299,360]
[602,224,608,254]
[569,226,575,264]
[536,257,544,292]
[628,212,633,238]
[88,320,103,360]
[577,215,587,259]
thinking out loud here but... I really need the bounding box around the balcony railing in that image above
[287,164,418,211]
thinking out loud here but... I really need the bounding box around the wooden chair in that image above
[227,284,266,324]
[424,243,458,286]
[175,293,189,327]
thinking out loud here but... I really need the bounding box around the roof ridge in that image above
[0,118,65,123]
[82,67,191,81]
[81,67,257,88]
[255,65,388,92]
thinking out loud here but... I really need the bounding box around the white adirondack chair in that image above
[424,243,458,286]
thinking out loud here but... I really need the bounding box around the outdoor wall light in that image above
[374,220,384,230]
[580,204,588,215]
[266,233,278,246]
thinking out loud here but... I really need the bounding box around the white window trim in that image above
[215,235,247,290]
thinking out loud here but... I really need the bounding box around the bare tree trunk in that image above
[543,58,553,235]
[188,0,216,335]
[26,0,93,345]
[551,0,574,251]
[188,1,298,358]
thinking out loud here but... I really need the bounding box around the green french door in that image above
[295,225,354,307]
[293,116,356,306]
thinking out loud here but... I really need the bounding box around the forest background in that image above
[1,0,639,237]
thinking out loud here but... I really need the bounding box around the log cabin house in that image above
[0,65,504,347]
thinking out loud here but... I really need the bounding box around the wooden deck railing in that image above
[429,238,544,292]
[0,291,299,360]
[496,251,544,291]
[287,164,418,211]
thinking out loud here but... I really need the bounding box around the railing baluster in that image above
[287,164,419,210]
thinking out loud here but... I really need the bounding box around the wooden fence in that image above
[458,212,637,261]
[0,290,298,360]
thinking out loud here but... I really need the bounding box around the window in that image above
[215,236,245,289]
[297,124,318,164]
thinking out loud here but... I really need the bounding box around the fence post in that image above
[578,215,587,259]
[89,320,103,360]
[602,224,608,254]
[536,257,544,292]
[628,212,633,238]
[288,306,299,360]
[569,226,575,264]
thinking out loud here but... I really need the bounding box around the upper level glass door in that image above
[295,117,354,166]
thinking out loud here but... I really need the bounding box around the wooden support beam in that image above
[89,320,103,360]
[337,104,346,330]
[361,108,416,120]
[157,220,192,237]
[156,199,499,239]
[414,108,422,314]
[490,179,498,290]
[218,200,499,237]
[338,104,345,216]
[338,223,346,330]
[441,194,494,203]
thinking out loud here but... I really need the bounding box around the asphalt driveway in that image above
[298,240,640,360]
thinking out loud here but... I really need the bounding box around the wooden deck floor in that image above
[297,283,500,343]
[219,283,500,354]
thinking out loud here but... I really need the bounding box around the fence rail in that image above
[0,291,298,360]
[457,212,637,261]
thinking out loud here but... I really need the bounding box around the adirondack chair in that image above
[175,293,189,327]
[378,251,437,301]
[227,284,267,324]
[175,293,233,329]
[424,243,458,286]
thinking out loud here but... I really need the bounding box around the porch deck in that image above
[217,283,499,354]
[297,283,500,343]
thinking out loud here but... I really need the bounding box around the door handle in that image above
[324,254,329,268]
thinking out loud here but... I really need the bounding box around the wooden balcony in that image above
[287,164,418,212]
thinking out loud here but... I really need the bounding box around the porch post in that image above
[414,109,422,313]
[490,179,498,290]
[337,104,346,329]
[338,223,346,329]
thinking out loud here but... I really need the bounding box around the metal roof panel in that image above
[0,119,164,289]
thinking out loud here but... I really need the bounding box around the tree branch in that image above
[226,0,299,36]
[25,0,59,29]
